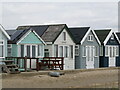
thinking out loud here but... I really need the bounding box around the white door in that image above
[109,46,116,67]
[26,45,37,69]
[86,46,94,69]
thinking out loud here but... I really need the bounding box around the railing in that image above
[5,57,39,71]
[5,57,64,71]
[38,57,64,70]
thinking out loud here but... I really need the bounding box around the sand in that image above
[2,67,119,88]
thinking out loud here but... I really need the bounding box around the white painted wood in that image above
[86,46,94,69]
[109,57,116,67]
[45,28,75,70]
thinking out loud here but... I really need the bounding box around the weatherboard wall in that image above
[0,30,8,60]
[100,34,120,67]
[76,31,100,69]
[44,28,75,70]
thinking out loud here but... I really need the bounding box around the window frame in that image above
[0,40,4,58]
[75,45,79,56]
[69,45,73,58]
[88,35,93,41]
[63,32,66,41]
[7,44,12,57]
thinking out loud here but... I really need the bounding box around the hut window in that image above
[63,32,66,41]
[116,46,119,56]
[70,45,73,58]
[26,45,30,57]
[54,45,58,57]
[38,45,43,57]
[59,46,63,57]
[7,44,12,57]
[21,45,24,57]
[44,49,49,57]
[32,46,36,57]
[0,41,4,58]
[64,46,68,58]
[94,46,98,57]
[105,46,109,56]
[88,35,93,41]
[75,45,79,56]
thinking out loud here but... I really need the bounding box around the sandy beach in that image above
[2,67,119,88]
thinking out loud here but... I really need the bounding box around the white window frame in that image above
[75,45,79,56]
[88,35,93,41]
[0,40,4,58]
[106,45,119,57]
[20,44,38,58]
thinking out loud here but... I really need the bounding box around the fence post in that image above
[61,57,64,70]
[36,58,39,71]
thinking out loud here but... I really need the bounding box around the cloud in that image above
[1,2,118,32]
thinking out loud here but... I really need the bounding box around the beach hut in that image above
[69,27,101,69]
[94,29,119,67]
[7,29,46,69]
[115,32,120,66]
[17,24,76,70]
[0,25,10,60]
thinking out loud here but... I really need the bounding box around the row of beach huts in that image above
[0,24,120,71]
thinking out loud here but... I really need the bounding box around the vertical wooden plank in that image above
[36,58,39,71]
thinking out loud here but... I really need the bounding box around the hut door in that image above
[109,46,115,67]
[86,46,94,69]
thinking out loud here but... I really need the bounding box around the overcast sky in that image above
[0,1,119,31]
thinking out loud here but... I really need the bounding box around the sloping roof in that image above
[41,24,66,42]
[0,24,10,39]
[69,27,90,44]
[6,30,16,36]
[116,32,120,40]
[94,29,111,44]
[17,25,48,37]
[10,29,29,44]
[16,24,73,43]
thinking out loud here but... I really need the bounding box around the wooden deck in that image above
[5,57,64,71]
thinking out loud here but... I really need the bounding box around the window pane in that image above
[54,45,58,57]
[21,45,24,57]
[110,47,112,57]
[75,45,79,56]
[63,32,66,41]
[59,46,63,57]
[0,45,3,57]
[38,45,41,56]
[70,45,73,58]
[32,46,36,57]
[116,46,119,56]
[105,46,108,56]
[27,45,30,57]
[64,46,68,58]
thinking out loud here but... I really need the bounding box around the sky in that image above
[0,0,119,32]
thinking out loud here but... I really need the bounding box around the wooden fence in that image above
[5,57,64,71]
